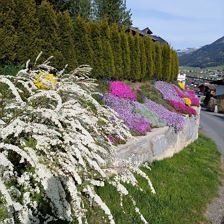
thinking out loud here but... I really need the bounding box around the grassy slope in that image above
[95,134,222,224]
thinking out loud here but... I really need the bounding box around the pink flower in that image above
[110,81,136,101]
[169,100,197,116]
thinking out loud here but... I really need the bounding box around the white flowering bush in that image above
[0,54,155,224]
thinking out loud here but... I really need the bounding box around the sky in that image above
[126,0,224,50]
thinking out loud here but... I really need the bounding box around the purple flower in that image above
[144,99,185,131]
[155,81,184,103]
[104,94,150,135]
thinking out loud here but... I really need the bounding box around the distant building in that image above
[177,72,186,84]
[126,27,168,44]
[211,79,224,113]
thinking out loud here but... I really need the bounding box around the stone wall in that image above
[115,107,200,166]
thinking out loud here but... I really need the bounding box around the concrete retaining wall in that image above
[115,107,200,166]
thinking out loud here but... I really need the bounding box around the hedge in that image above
[0,0,179,81]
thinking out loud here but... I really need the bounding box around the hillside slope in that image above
[179,36,224,67]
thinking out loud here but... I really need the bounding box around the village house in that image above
[211,79,224,113]
[198,79,224,113]
[126,27,168,44]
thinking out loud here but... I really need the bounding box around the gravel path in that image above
[200,110,224,224]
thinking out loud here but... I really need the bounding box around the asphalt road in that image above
[200,109,224,153]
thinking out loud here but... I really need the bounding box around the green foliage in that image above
[57,11,77,69]
[14,0,41,63]
[111,23,123,79]
[49,0,92,20]
[0,195,9,221]
[144,37,154,80]
[170,49,179,82]
[73,16,94,66]
[173,51,179,80]
[129,33,141,80]
[89,22,104,77]
[161,43,171,81]
[0,0,17,63]
[99,19,115,78]
[0,0,178,81]
[120,31,131,80]
[37,0,62,64]
[97,80,109,93]
[93,0,132,27]
[139,37,147,80]
[0,64,23,76]
[154,42,162,80]
[96,134,222,223]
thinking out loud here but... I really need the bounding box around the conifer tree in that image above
[170,50,175,81]
[161,44,171,81]
[173,51,179,80]
[14,0,41,63]
[57,11,77,69]
[110,23,123,80]
[89,22,104,78]
[37,0,62,64]
[93,0,132,27]
[0,0,17,63]
[120,31,131,80]
[139,37,147,80]
[49,0,92,20]
[154,42,162,80]
[73,16,94,66]
[129,34,141,81]
[144,38,154,80]
[99,19,115,78]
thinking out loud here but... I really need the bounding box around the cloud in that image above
[126,0,224,49]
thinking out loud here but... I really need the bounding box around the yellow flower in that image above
[178,82,185,90]
[33,72,57,90]
[183,97,192,106]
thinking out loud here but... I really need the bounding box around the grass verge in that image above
[95,134,222,223]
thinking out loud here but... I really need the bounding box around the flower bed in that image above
[133,101,166,128]
[184,90,200,106]
[109,81,136,100]
[144,99,185,131]
[156,81,199,113]
[174,86,200,106]
[103,94,150,135]
[169,100,197,116]
[155,81,184,103]
[103,81,194,133]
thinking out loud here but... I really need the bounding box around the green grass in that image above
[95,134,222,224]
[0,64,24,76]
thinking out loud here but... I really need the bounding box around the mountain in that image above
[179,36,224,68]
[177,48,198,57]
